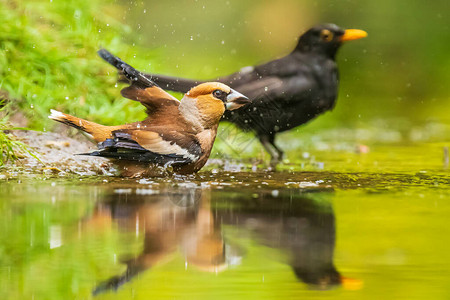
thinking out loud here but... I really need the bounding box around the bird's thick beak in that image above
[339,29,368,42]
[226,89,250,110]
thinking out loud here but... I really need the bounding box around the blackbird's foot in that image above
[268,157,279,171]
[259,135,284,170]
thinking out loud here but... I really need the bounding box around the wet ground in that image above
[1,125,450,299]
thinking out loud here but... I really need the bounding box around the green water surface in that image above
[1,152,450,299]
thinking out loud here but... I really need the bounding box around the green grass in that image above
[0,130,37,168]
[0,103,39,167]
[0,0,159,165]
[0,0,156,130]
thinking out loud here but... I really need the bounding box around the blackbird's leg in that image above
[269,135,284,161]
[259,134,283,165]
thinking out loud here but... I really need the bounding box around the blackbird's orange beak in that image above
[339,29,368,42]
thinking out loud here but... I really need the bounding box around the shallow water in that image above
[1,167,450,299]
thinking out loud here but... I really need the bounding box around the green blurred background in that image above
[0,0,449,157]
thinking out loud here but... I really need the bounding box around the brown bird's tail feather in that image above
[48,109,115,142]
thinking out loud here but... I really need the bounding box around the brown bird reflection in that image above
[91,187,354,295]
[92,188,227,295]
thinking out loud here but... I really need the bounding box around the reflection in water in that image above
[91,187,342,294]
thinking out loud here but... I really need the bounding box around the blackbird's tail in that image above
[97,48,129,71]
[97,48,157,89]
[98,48,200,93]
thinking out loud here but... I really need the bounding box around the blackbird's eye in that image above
[320,29,334,42]
[213,89,227,101]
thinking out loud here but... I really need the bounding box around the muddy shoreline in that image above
[4,130,115,176]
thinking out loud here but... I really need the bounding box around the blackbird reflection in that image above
[219,190,341,288]
[91,187,345,294]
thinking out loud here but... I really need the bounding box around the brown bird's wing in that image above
[83,128,202,166]
[120,85,180,115]
[98,49,180,115]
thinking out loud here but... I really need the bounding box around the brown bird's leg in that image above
[259,134,283,167]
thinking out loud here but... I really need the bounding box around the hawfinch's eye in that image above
[213,89,226,100]
[320,29,334,42]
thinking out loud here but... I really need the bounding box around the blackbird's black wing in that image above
[220,55,339,133]
[219,54,325,100]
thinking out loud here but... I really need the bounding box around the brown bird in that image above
[49,50,249,177]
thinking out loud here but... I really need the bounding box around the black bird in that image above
[129,24,367,163]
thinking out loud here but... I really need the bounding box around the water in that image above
[1,169,450,299]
